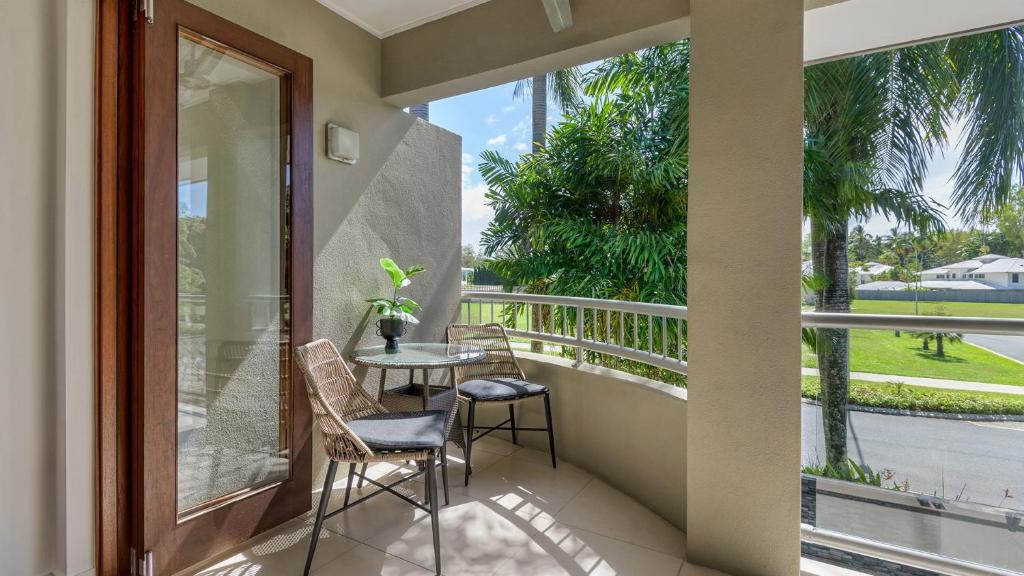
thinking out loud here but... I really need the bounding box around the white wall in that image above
[1,0,95,574]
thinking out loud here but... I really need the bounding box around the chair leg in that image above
[304,460,338,576]
[508,404,517,445]
[357,462,368,488]
[343,463,356,507]
[544,393,557,469]
[464,400,476,487]
[426,450,442,576]
[440,444,450,506]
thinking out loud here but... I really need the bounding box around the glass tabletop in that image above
[350,342,486,369]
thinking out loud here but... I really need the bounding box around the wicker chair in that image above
[295,339,446,576]
[447,324,556,486]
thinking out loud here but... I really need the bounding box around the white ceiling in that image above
[317,0,493,38]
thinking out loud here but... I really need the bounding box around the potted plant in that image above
[366,258,425,353]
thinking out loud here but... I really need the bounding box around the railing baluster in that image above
[662,316,668,358]
[677,318,683,360]
[647,315,653,354]
[575,305,584,365]
[633,313,638,351]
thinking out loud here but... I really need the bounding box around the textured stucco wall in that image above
[472,353,688,531]
[686,0,805,575]
[185,0,462,501]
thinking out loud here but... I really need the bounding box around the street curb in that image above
[801,398,1024,422]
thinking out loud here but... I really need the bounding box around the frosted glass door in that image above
[176,31,291,516]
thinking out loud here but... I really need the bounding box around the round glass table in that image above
[350,342,486,403]
[350,343,485,465]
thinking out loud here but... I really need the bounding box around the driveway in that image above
[965,334,1024,364]
[802,403,1024,511]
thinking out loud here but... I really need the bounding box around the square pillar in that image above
[686,1,804,575]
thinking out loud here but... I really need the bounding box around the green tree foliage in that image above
[178,214,206,295]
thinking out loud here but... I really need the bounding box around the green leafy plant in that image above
[365,258,425,324]
[802,458,909,492]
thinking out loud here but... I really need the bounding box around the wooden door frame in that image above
[95,2,314,573]
[96,1,131,573]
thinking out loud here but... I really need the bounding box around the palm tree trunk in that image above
[531,74,547,152]
[529,74,547,353]
[410,103,429,122]
[936,334,944,357]
[813,218,850,469]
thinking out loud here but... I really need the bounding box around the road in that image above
[802,402,1024,510]
[965,333,1024,364]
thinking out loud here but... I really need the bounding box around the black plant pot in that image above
[376,317,407,353]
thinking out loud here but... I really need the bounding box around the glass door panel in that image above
[176,31,291,517]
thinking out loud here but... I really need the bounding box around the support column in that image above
[686,1,804,575]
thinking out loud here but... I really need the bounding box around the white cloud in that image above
[462,182,495,248]
[485,114,498,125]
[486,134,507,146]
[513,142,528,152]
[462,153,474,163]
[502,105,516,113]
[512,116,530,141]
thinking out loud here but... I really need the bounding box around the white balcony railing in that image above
[461,291,1024,375]
[462,290,1024,576]
[460,291,689,374]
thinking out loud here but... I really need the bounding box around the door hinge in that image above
[139,0,154,24]
[132,549,154,576]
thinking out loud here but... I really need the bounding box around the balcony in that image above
[166,291,1024,576]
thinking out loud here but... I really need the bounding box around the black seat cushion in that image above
[459,378,548,401]
[347,410,446,451]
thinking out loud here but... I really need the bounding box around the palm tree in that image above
[409,103,429,121]
[805,28,1024,468]
[513,69,583,152]
[512,69,582,350]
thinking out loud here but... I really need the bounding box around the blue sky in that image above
[431,80,563,251]
[432,81,970,250]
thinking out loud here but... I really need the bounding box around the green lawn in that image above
[802,329,1023,385]
[459,301,529,329]
[851,299,1024,318]
[801,376,1024,415]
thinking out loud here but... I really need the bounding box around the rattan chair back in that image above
[295,339,384,461]
[446,323,526,386]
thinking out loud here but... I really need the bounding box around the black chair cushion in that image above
[459,378,548,401]
[347,410,447,451]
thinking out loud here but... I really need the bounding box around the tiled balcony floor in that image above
[179,437,687,576]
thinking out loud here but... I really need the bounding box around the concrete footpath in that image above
[801,367,1024,396]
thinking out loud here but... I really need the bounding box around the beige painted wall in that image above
[472,353,688,531]
[0,1,59,573]
[1,0,96,574]
[686,0,804,575]
[185,0,463,502]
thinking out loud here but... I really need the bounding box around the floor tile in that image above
[363,493,536,575]
[556,479,686,558]
[470,436,522,456]
[494,521,684,576]
[180,516,358,576]
[312,542,436,576]
[455,455,593,519]
[323,483,429,544]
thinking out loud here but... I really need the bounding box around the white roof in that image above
[857,280,998,291]
[921,259,984,274]
[974,258,1024,274]
[920,280,996,290]
[856,281,909,291]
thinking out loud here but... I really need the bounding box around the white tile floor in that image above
[179,437,687,576]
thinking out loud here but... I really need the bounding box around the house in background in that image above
[919,253,1024,289]
[854,261,893,285]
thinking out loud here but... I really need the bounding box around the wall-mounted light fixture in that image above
[542,0,573,32]
[326,122,359,164]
